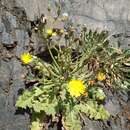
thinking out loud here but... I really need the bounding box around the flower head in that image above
[67,79,86,97]
[46,29,57,37]
[46,29,53,36]
[52,32,57,36]
[21,52,33,64]
[97,72,106,81]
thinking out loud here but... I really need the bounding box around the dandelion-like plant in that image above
[16,4,130,130]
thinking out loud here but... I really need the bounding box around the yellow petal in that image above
[52,32,57,36]
[67,79,86,97]
[46,29,53,36]
[21,52,33,64]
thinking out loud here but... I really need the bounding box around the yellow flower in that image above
[97,72,106,81]
[67,79,86,97]
[60,29,64,34]
[46,29,53,36]
[21,52,33,64]
[52,32,57,36]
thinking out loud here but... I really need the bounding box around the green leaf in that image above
[88,87,106,101]
[32,101,43,113]
[32,98,57,118]
[16,90,33,109]
[75,100,110,120]
[31,120,42,130]
[64,110,82,130]
[34,87,43,96]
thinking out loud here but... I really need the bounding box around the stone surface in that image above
[0,11,17,47]
[0,1,29,129]
[82,119,103,130]
[105,97,121,116]
[2,11,17,32]
[15,29,29,57]
[1,32,14,46]
[0,60,11,92]
[9,0,130,48]
[0,23,5,33]
[15,0,48,21]
[0,60,29,130]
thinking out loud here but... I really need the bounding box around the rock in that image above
[82,118,103,130]
[0,11,22,47]
[10,59,24,80]
[105,116,129,130]
[0,60,11,92]
[0,112,29,130]
[0,58,29,130]
[2,11,17,32]
[6,115,29,130]
[15,29,29,57]
[0,94,6,110]
[104,97,121,116]
[1,31,14,46]
[118,91,128,103]
[5,12,17,29]
[13,0,130,48]
[0,23,5,33]
[8,59,26,113]
[15,0,48,21]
